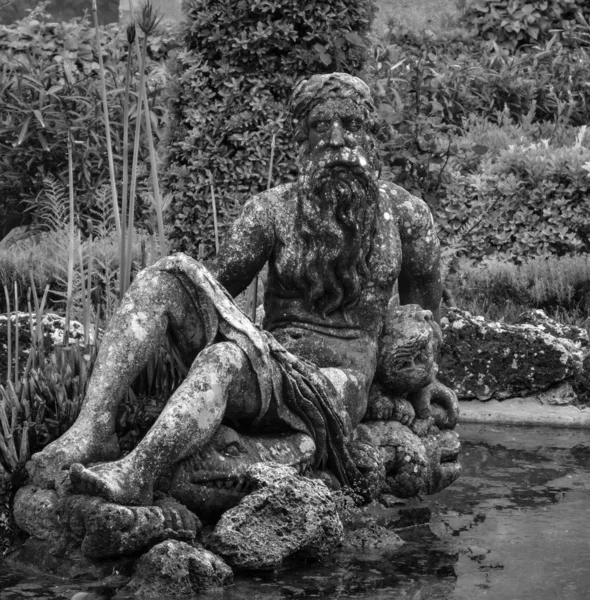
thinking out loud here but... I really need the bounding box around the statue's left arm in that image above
[395,190,443,323]
[394,187,459,428]
[213,193,276,297]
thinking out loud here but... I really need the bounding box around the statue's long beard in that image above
[293,162,379,317]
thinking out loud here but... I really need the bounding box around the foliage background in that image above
[162,0,377,258]
[0,3,177,240]
[0,0,119,25]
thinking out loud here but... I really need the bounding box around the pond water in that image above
[2,423,590,600]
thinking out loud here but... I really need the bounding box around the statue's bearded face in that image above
[293,97,381,317]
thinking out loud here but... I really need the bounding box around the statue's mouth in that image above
[440,438,461,464]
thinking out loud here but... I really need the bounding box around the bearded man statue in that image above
[26,73,459,507]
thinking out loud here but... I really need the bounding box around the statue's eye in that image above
[223,443,241,457]
[343,117,361,132]
[313,120,330,133]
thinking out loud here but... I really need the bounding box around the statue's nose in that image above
[328,120,345,147]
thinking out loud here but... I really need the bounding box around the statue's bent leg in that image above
[70,342,261,506]
[29,270,207,485]
[321,367,370,430]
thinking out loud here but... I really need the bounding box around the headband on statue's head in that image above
[288,73,378,143]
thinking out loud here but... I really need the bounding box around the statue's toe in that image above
[69,463,111,499]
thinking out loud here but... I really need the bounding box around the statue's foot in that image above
[27,431,120,489]
[69,459,154,506]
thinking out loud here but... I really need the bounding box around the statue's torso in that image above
[262,182,403,379]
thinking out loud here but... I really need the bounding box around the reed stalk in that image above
[136,1,167,259]
[85,220,94,348]
[123,35,147,293]
[63,133,76,347]
[92,0,121,240]
[3,286,11,384]
[209,179,220,255]
[13,282,18,385]
[119,23,136,300]
[76,231,87,347]
[140,71,167,258]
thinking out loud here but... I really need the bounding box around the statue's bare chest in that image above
[269,193,402,303]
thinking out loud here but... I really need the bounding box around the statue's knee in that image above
[127,269,177,300]
[195,342,248,375]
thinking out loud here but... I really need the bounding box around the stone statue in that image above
[26,73,459,512]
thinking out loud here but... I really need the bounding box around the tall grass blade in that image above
[138,37,167,258]
[124,35,147,293]
[85,221,94,349]
[63,133,76,347]
[3,285,11,384]
[92,0,121,240]
[209,179,219,255]
[120,23,135,300]
[13,282,18,385]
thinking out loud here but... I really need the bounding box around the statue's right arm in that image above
[213,194,276,298]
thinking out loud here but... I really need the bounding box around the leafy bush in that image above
[0,4,178,240]
[462,0,590,51]
[0,0,119,26]
[369,20,590,207]
[438,116,590,260]
[163,0,376,258]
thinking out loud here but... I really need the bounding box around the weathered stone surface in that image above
[342,523,404,550]
[354,421,461,498]
[209,463,343,570]
[163,424,316,522]
[121,540,233,598]
[12,74,461,588]
[439,308,587,400]
[377,303,440,393]
[13,486,61,541]
[13,484,200,559]
[459,396,590,427]
[519,309,589,346]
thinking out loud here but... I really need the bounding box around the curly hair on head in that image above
[288,73,379,144]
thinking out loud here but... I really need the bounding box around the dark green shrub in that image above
[163,0,376,258]
[462,0,590,51]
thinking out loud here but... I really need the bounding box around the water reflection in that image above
[3,423,590,599]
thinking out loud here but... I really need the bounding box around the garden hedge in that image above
[162,0,377,258]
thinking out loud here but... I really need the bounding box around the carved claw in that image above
[408,379,459,429]
[365,386,415,425]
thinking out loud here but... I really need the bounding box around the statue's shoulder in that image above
[246,182,295,215]
[236,183,295,230]
[378,180,435,234]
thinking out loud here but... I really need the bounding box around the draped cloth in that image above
[151,253,370,498]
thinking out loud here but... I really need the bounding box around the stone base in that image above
[459,398,590,428]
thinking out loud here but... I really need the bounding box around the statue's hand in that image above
[408,379,459,430]
[392,397,415,426]
[364,392,415,425]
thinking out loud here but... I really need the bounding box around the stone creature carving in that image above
[162,302,461,520]
[22,73,459,524]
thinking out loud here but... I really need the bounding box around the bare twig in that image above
[209,178,220,255]
[0,0,18,11]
